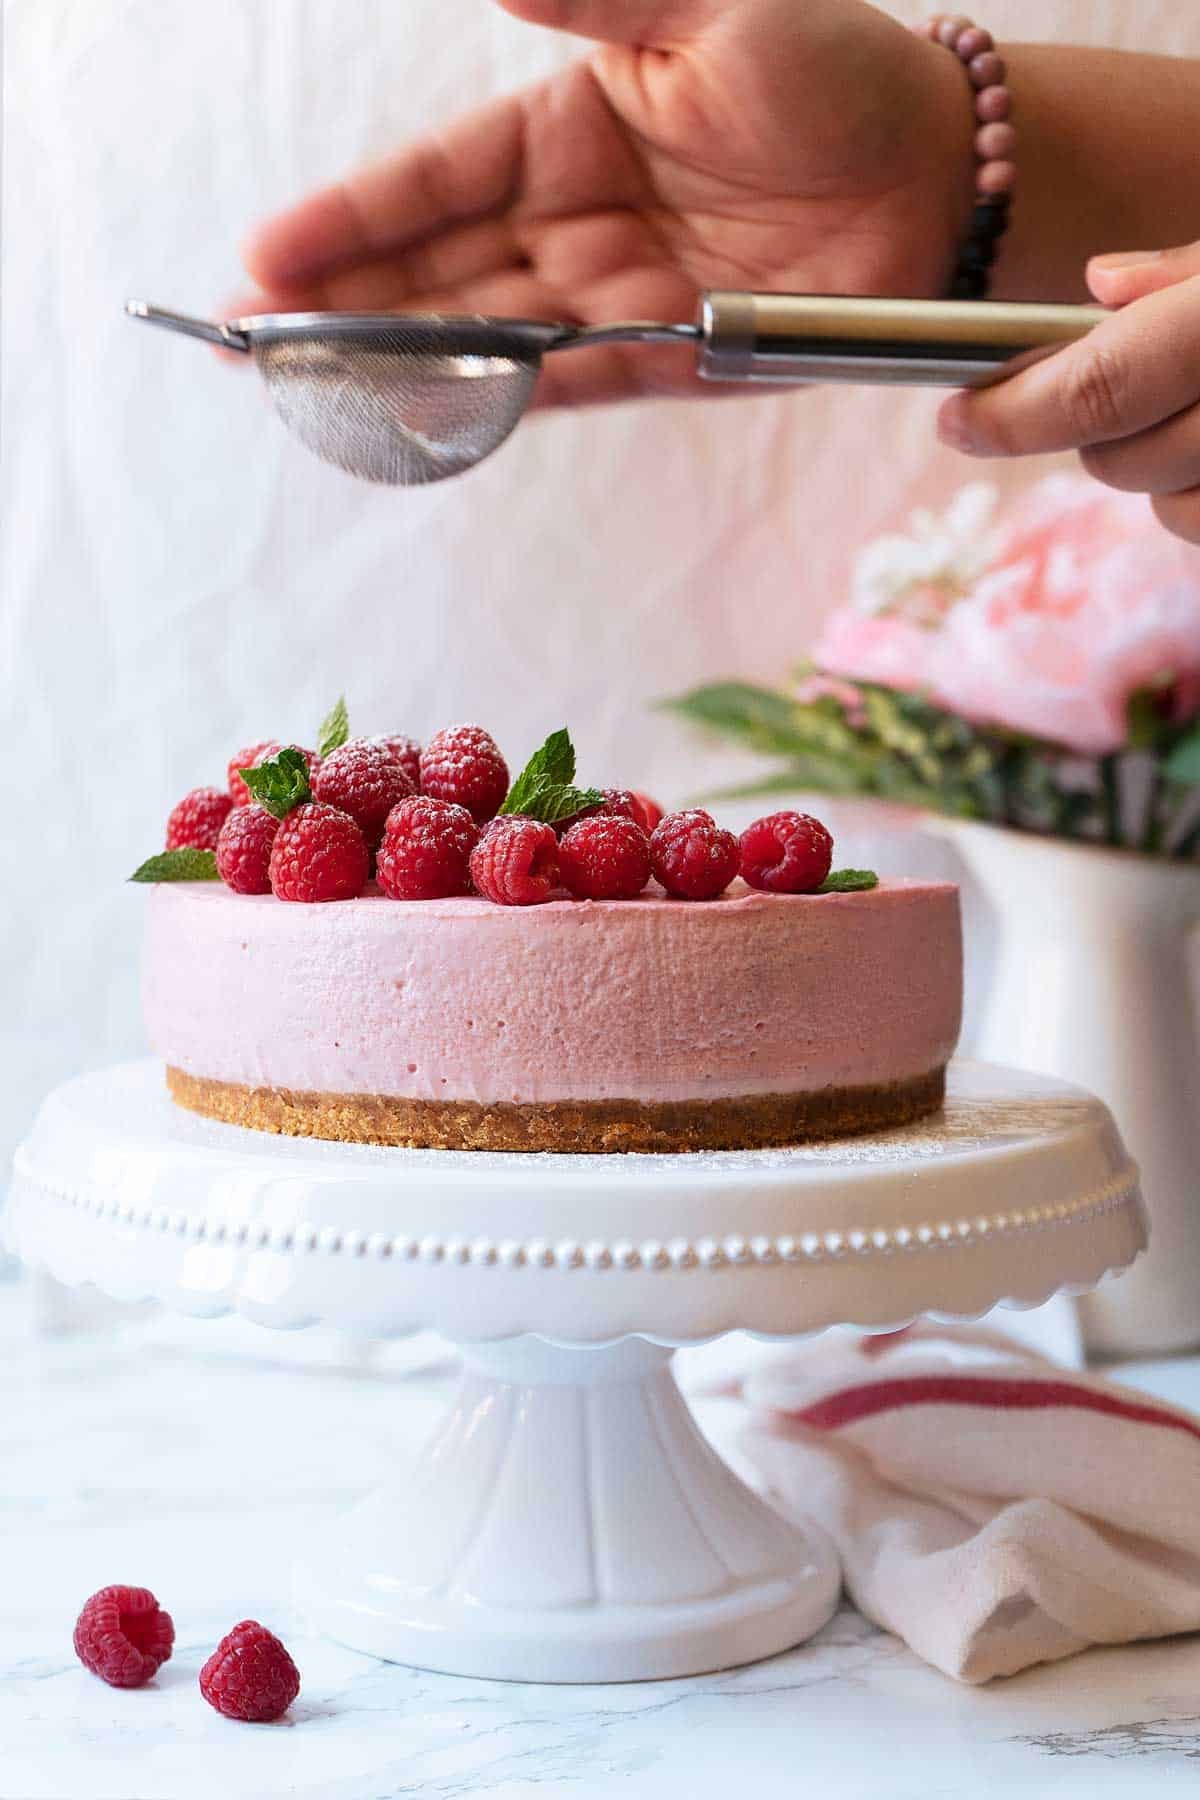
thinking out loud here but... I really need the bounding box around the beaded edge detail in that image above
[9,1149,1140,1273]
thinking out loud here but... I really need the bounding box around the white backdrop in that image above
[3,0,1196,1167]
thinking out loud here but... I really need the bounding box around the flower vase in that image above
[940,819,1200,1357]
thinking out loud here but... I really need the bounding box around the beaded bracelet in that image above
[914,13,1016,299]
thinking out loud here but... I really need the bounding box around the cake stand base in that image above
[296,1336,839,1682]
[8,1060,1145,1684]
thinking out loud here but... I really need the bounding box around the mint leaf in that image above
[502,775,605,825]
[500,728,577,816]
[527,781,605,825]
[531,727,576,787]
[316,695,349,760]
[817,868,879,893]
[239,746,311,818]
[497,729,601,823]
[130,848,219,883]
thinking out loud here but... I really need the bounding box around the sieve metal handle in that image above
[553,321,702,351]
[697,292,1107,388]
[125,300,251,353]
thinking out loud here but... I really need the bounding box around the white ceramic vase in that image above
[942,819,1200,1357]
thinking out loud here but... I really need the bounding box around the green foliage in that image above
[662,676,1008,820]
[662,667,1200,860]
[1165,723,1200,787]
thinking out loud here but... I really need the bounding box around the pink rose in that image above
[814,475,1200,755]
[809,611,938,698]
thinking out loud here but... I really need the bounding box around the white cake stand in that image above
[7,1059,1144,1684]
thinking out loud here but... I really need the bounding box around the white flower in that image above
[851,483,1002,623]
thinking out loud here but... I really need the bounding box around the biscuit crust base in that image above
[166,1065,946,1154]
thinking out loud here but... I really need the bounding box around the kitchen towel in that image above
[729,1321,1200,1682]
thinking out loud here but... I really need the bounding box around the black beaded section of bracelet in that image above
[948,196,1012,300]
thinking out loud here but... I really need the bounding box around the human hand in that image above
[938,244,1200,545]
[236,0,975,408]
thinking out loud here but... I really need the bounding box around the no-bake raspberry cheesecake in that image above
[134,709,962,1153]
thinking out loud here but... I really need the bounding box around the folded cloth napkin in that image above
[731,1322,1200,1684]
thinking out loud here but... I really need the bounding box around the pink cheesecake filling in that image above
[142,878,961,1106]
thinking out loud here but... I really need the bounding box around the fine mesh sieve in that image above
[126,303,697,486]
[126,296,1106,487]
[254,325,545,486]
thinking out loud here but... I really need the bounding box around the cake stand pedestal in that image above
[7,1059,1144,1683]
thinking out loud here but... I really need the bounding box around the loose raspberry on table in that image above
[630,792,664,835]
[376,795,479,900]
[215,805,280,894]
[165,787,233,852]
[558,814,651,901]
[419,724,509,823]
[199,1620,300,1724]
[228,742,319,807]
[470,816,559,905]
[739,810,833,894]
[312,740,414,848]
[73,1585,175,1689]
[650,809,740,900]
[268,803,369,903]
[368,733,422,789]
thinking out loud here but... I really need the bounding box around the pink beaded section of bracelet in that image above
[915,13,1016,298]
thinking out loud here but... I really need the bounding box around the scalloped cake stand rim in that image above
[5,1058,1147,1347]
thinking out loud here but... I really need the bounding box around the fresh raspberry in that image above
[165,786,233,851]
[558,814,651,901]
[377,795,479,900]
[228,742,319,807]
[312,740,415,848]
[268,802,369,903]
[470,816,559,905]
[368,733,422,789]
[555,788,639,836]
[199,1620,300,1724]
[630,791,664,835]
[739,810,834,894]
[419,725,509,823]
[227,740,278,807]
[597,788,639,822]
[215,805,280,894]
[73,1585,175,1689]
[650,809,740,900]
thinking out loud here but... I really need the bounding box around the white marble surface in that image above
[6,1280,1200,1800]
